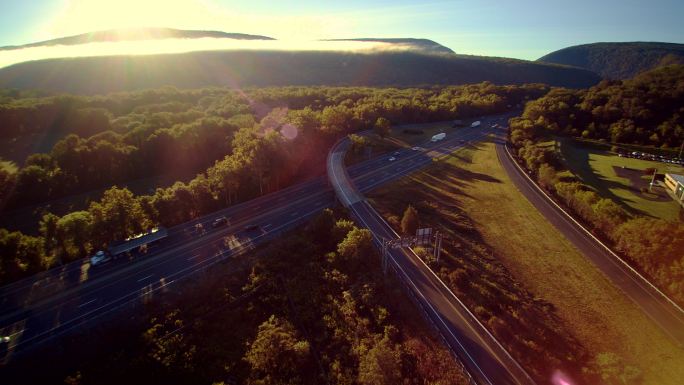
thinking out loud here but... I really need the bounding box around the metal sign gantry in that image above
[381,228,444,274]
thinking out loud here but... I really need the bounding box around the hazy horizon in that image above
[2,0,684,61]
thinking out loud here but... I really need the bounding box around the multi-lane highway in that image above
[0,119,493,359]
[328,113,537,385]
[495,137,684,345]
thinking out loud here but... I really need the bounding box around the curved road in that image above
[328,114,537,385]
[495,136,684,345]
[0,123,491,360]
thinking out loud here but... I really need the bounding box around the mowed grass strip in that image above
[557,138,684,221]
[369,140,684,385]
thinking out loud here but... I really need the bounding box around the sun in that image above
[42,0,214,37]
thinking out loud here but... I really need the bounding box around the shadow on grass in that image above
[366,143,592,384]
[557,138,651,217]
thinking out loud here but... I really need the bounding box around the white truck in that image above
[431,132,446,142]
[471,120,481,128]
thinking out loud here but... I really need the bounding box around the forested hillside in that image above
[0,50,600,94]
[514,64,684,148]
[0,82,549,285]
[538,42,684,79]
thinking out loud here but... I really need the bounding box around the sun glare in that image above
[0,38,401,69]
[44,0,211,37]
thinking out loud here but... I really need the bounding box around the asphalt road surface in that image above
[0,118,494,361]
[495,136,684,346]
[328,113,537,385]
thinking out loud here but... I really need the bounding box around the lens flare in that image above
[281,123,298,140]
[552,370,575,385]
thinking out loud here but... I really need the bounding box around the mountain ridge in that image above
[537,41,684,79]
[0,49,600,94]
[0,27,275,51]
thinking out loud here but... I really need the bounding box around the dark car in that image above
[212,216,229,228]
[244,224,260,231]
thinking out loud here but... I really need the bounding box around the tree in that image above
[144,309,196,373]
[0,159,17,208]
[56,211,93,260]
[349,134,369,154]
[0,229,45,283]
[308,208,336,247]
[537,163,558,191]
[358,337,402,385]
[244,315,311,384]
[374,117,391,138]
[89,186,152,245]
[39,212,60,255]
[401,205,419,236]
[337,227,374,264]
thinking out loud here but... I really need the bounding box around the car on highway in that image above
[244,224,260,232]
[90,250,111,266]
[388,156,396,162]
[393,151,400,156]
[411,146,421,151]
[212,216,229,228]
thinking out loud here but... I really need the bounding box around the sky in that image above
[0,0,683,60]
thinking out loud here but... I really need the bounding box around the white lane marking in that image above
[290,212,299,217]
[78,299,97,308]
[188,254,201,261]
[8,329,27,338]
[137,275,153,283]
[263,224,272,230]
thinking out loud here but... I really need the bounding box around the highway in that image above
[495,136,684,345]
[328,113,537,385]
[0,120,493,360]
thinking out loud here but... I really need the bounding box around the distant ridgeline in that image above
[0,49,600,94]
[538,42,684,79]
[0,27,275,50]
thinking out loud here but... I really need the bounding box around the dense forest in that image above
[0,82,549,285]
[3,209,469,385]
[509,65,684,306]
[0,49,600,94]
[517,64,684,148]
[538,42,684,79]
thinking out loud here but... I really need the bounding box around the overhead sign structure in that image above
[416,228,433,245]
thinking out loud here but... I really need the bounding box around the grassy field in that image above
[556,138,684,221]
[367,139,684,385]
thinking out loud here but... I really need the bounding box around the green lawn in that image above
[557,138,684,221]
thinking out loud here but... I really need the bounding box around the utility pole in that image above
[381,239,389,275]
[433,231,443,262]
[650,168,657,192]
[436,232,443,262]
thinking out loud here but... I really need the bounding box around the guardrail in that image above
[327,132,536,385]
